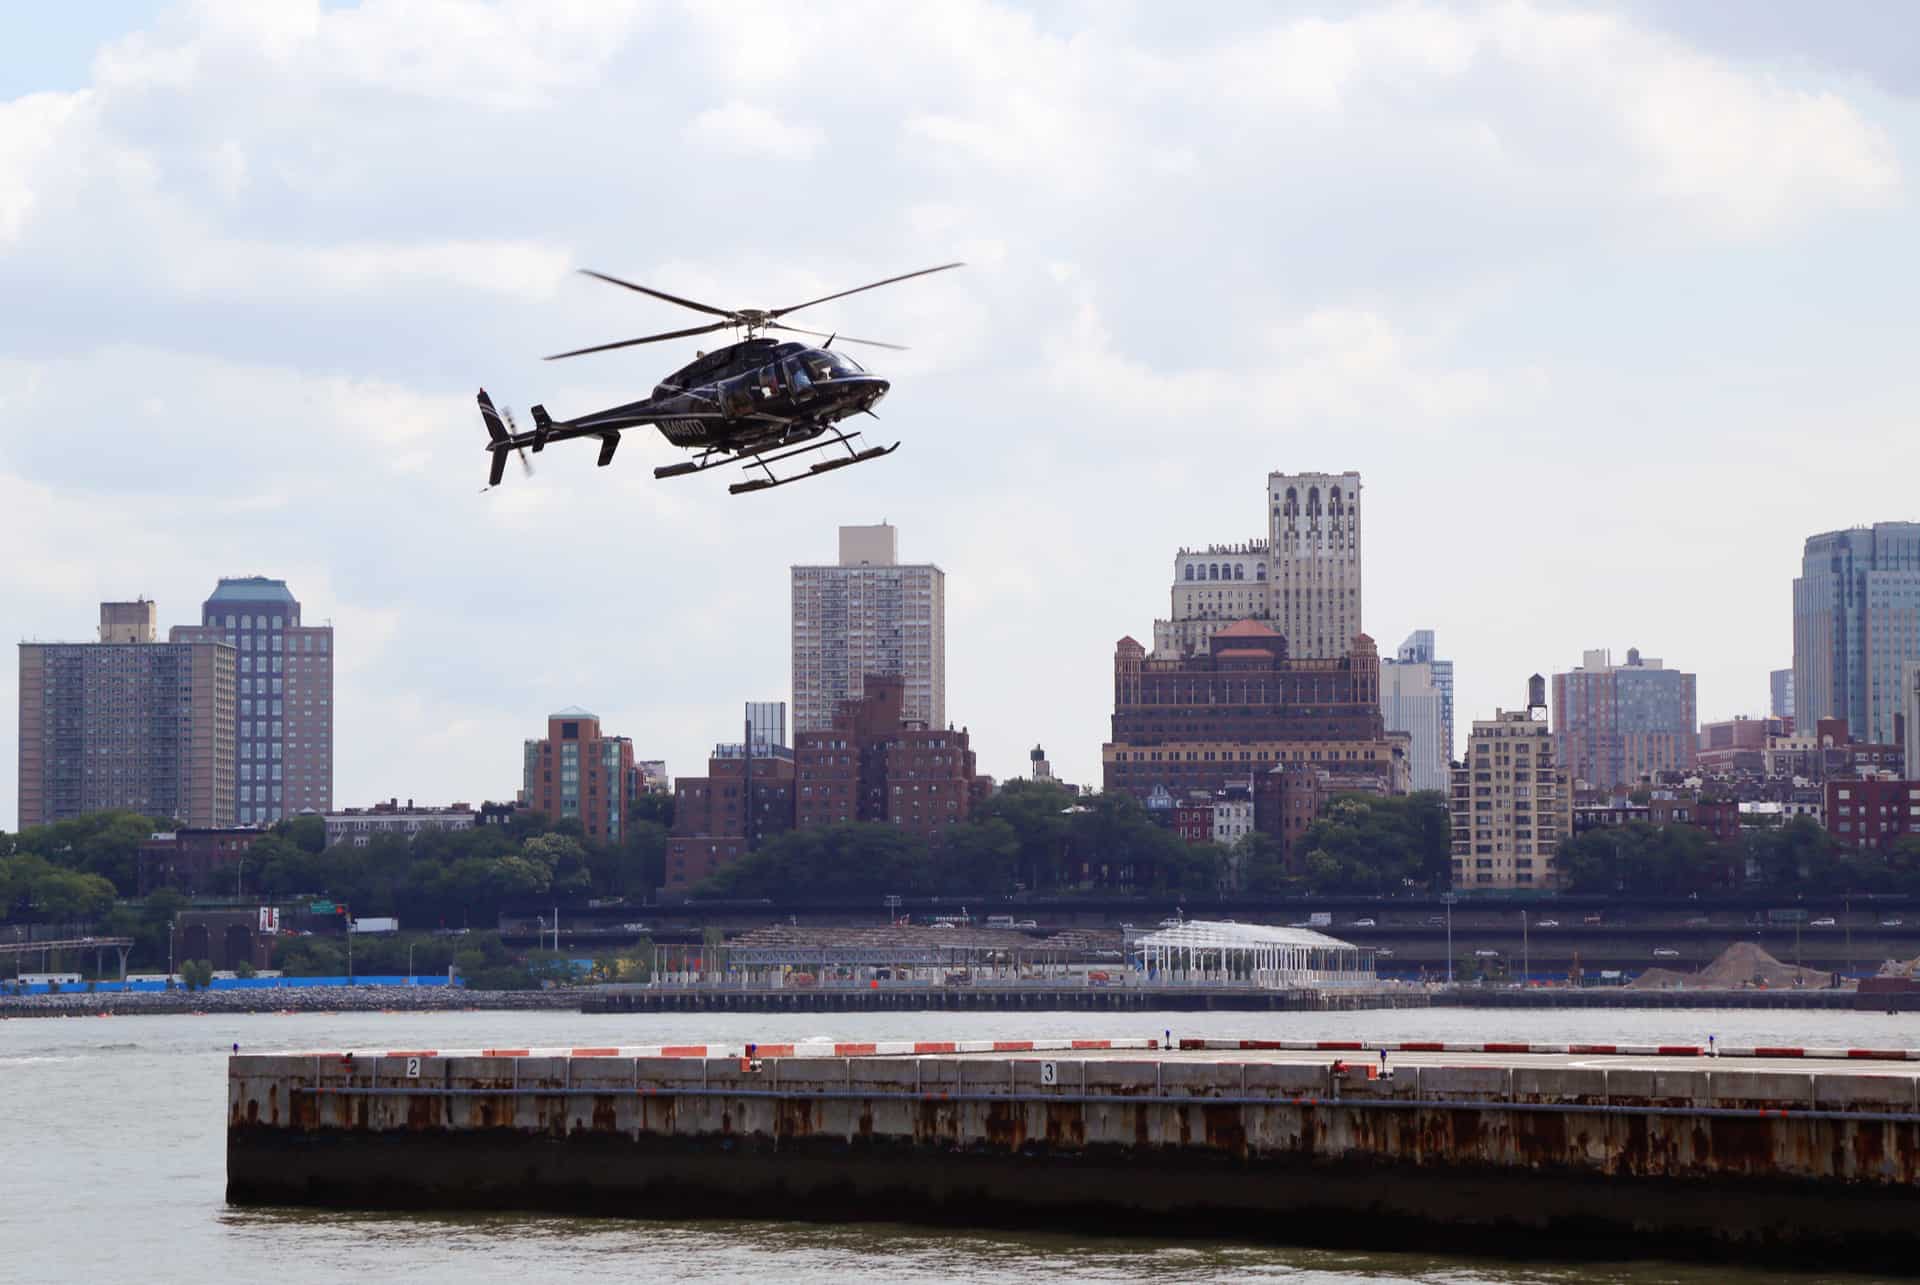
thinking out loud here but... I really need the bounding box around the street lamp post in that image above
[1443,892,1457,985]
[1522,909,1529,986]
[235,857,246,901]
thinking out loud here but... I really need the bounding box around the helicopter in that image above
[478,261,962,495]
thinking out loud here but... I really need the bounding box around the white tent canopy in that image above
[1134,920,1375,989]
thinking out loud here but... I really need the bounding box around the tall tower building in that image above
[1380,653,1446,792]
[169,576,333,825]
[1449,675,1569,889]
[1770,668,1795,722]
[18,604,235,828]
[791,523,945,733]
[1396,629,1455,767]
[1268,471,1362,659]
[1793,523,1920,747]
[1552,647,1698,789]
[1153,470,1363,660]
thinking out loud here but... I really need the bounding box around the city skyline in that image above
[4,4,1920,825]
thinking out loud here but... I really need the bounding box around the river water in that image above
[4,1006,1912,1283]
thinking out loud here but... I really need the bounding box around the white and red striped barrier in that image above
[283,1036,1161,1061]
[269,1036,1920,1065]
[1176,1038,1920,1063]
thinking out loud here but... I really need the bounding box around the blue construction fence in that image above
[3,975,463,996]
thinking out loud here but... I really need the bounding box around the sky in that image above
[3,1,1918,827]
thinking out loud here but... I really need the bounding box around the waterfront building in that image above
[1551,647,1697,790]
[324,800,477,849]
[1449,675,1571,889]
[1211,785,1254,846]
[17,602,236,828]
[791,523,945,733]
[1794,523,1920,748]
[1153,470,1363,660]
[636,760,671,794]
[168,576,333,825]
[522,707,635,842]
[1104,622,1410,805]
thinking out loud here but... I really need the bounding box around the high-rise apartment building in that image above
[1794,523,1920,748]
[169,577,333,825]
[1770,668,1795,723]
[791,523,945,733]
[1380,655,1446,792]
[18,603,236,828]
[1154,471,1362,660]
[523,707,636,843]
[1449,676,1570,889]
[1552,647,1698,790]
[1105,623,1410,801]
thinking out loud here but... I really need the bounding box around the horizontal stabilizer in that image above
[530,404,554,452]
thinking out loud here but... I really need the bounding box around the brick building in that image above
[1251,764,1338,871]
[666,680,986,893]
[324,800,476,849]
[136,828,267,894]
[1826,779,1920,851]
[18,602,236,829]
[668,735,796,892]
[1104,621,1410,802]
[522,707,635,843]
[1552,647,1697,790]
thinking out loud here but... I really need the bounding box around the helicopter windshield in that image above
[804,350,865,381]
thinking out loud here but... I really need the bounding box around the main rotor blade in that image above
[766,322,908,352]
[771,262,964,319]
[576,269,737,320]
[544,320,731,361]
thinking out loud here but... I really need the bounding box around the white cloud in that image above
[685,101,826,158]
[1,1,1916,826]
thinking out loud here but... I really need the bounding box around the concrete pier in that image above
[229,1041,1920,1271]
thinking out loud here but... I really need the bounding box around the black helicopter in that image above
[478,262,961,495]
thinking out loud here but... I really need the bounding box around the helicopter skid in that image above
[729,435,898,495]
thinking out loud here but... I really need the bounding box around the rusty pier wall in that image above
[229,1053,1920,1270]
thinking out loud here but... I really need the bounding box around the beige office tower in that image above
[1154,471,1362,660]
[1449,675,1570,890]
[791,523,945,733]
[1267,470,1362,659]
[99,600,158,643]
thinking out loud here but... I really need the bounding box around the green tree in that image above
[180,958,214,991]
[1296,792,1451,894]
[277,814,328,855]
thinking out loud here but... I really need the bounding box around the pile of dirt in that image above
[1628,941,1844,990]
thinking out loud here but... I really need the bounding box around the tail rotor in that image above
[478,388,533,490]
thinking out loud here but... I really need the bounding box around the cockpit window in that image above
[804,350,865,381]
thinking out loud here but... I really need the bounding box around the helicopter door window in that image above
[783,357,816,400]
[719,376,755,418]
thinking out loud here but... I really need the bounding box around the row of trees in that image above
[1557,817,1920,896]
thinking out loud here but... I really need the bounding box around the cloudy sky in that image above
[4,1,1917,826]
